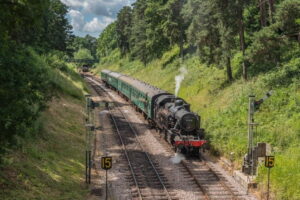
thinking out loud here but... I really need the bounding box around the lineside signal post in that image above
[242,91,273,176]
[101,157,112,200]
[265,156,275,200]
[85,95,100,184]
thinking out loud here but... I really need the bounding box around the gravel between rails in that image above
[85,74,257,200]
[87,76,178,200]
[86,77,133,200]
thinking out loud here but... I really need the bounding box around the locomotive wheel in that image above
[173,146,177,153]
[164,130,168,141]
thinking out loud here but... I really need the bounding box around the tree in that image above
[116,6,132,56]
[144,0,170,60]
[41,0,73,51]
[129,0,149,64]
[182,0,221,64]
[259,0,267,27]
[74,48,93,60]
[213,0,251,81]
[275,0,300,37]
[0,0,72,153]
[69,35,97,58]
[162,0,187,60]
[237,0,250,80]
[0,0,46,46]
[246,26,287,72]
[97,22,118,58]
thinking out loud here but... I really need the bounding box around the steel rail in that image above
[109,108,143,200]
[150,114,238,200]
[86,76,172,200]
[181,160,210,200]
[203,160,237,200]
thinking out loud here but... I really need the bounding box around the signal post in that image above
[84,95,100,184]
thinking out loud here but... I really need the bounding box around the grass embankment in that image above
[0,64,89,199]
[95,47,300,200]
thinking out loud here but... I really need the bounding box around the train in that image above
[82,64,89,72]
[101,69,207,156]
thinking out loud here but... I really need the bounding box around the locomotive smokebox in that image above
[175,111,199,132]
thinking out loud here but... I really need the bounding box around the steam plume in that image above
[175,66,188,96]
[170,152,185,164]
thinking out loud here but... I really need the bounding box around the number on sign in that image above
[101,157,112,170]
[265,156,275,168]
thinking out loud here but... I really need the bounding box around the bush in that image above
[0,45,52,155]
[262,57,300,87]
[161,45,180,67]
[46,53,69,72]
[246,26,288,74]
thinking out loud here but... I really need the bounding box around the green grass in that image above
[49,63,88,99]
[0,63,89,200]
[94,47,300,199]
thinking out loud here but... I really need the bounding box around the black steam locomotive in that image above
[82,64,89,72]
[101,70,207,156]
[155,95,206,154]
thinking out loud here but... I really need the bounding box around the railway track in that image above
[152,127,246,199]
[85,74,253,200]
[153,128,244,200]
[180,160,238,200]
[85,75,178,200]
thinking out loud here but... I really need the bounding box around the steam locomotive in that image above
[82,64,89,72]
[101,70,207,156]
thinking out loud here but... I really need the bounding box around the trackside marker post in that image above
[265,156,275,200]
[101,157,112,200]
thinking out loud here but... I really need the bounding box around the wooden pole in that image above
[106,170,108,200]
[267,168,270,200]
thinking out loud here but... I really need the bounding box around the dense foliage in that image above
[0,0,73,155]
[97,0,300,80]
[74,48,94,61]
[68,35,98,59]
[97,22,118,58]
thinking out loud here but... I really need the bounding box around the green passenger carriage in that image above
[100,70,169,119]
[100,69,111,82]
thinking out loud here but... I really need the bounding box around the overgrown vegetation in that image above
[69,35,98,59]
[0,1,89,199]
[0,0,73,154]
[0,92,88,199]
[97,0,300,80]
[95,1,299,198]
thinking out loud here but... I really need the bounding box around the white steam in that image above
[175,66,188,96]
[100,110,109,115]
[170,152,185,164]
